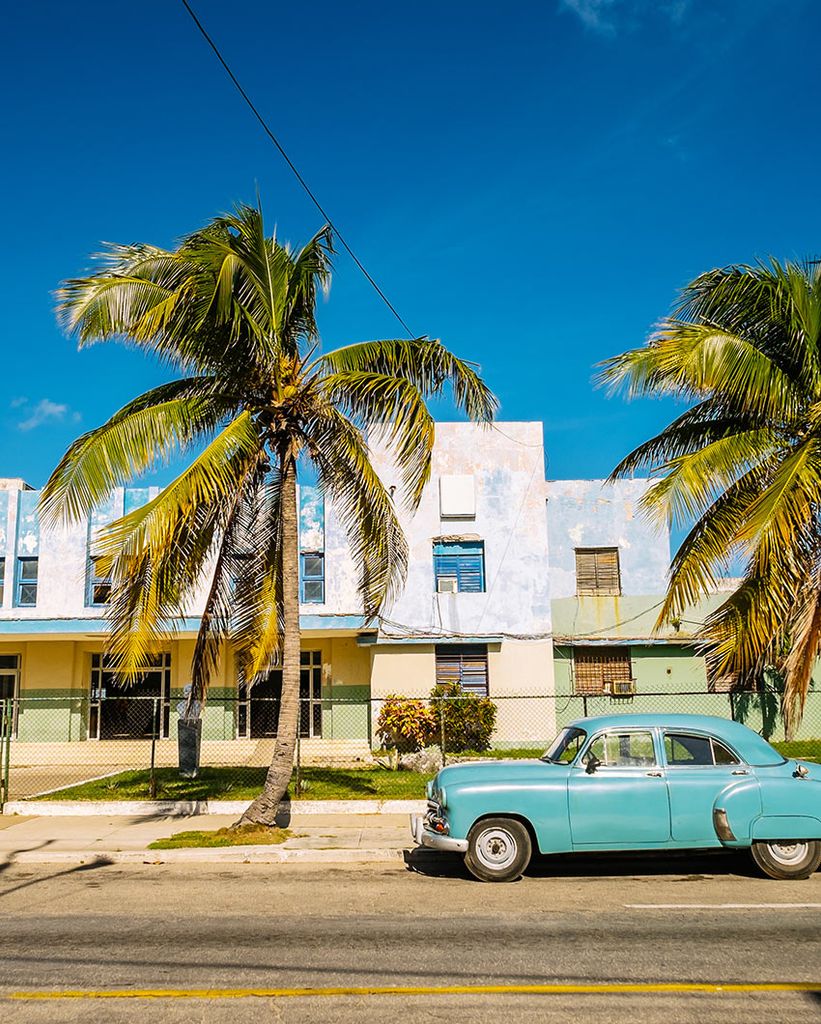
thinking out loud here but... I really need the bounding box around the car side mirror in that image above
[584,753,601,775]
[794,764,810,779]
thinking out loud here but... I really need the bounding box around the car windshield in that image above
[542,727,587,764]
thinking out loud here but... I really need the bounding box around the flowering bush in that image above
[376,695,436,756]
[430,682,497,753]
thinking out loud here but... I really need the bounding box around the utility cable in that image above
[179,0,416,339]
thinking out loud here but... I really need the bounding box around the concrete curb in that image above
[2,798,427,817]
[7,846,408,865]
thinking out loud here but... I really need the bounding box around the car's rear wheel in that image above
[464,817,532,882]
[750,840,821,880]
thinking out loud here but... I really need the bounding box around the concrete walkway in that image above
[0,812,413,864]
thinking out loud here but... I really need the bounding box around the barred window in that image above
[573,646,632,695]
[435,644,489,695]
[575,547,621,596]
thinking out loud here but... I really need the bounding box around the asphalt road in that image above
[1,848,820,1023]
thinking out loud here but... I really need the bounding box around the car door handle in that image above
[646,771,663,777]
[731,769,749,776]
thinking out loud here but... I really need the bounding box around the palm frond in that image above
[39,379,233,526]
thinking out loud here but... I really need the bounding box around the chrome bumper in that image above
[409,813,468,853]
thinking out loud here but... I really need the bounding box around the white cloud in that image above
[16,398,77,432]
[559,0,690,34]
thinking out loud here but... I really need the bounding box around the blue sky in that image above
[2,0,819,486]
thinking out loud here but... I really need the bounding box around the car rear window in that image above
[664,732,740,766]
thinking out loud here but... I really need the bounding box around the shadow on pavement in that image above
[0,840,114,898]
[404,846,759,880]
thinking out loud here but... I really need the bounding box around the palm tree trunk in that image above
[236,451,301,827]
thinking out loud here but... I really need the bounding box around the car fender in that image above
[712,778,761,845]
[446,781,572,855]
[751,815,821,841]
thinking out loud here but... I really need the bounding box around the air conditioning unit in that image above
[606,679,636,699]
[437,576,459,594]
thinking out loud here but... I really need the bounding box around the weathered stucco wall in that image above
[370,422,552,640]
[547,478,670,599]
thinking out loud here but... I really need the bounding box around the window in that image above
[664,732,740,767]
[575,547,621,596]
[586,730,656,767]
[433,541,485,593]
[88,556,112,606]
[435,644,489,695]
[0,558,5,605]
[16,557,38,607]
[300,552,325,603]
[573,646,632,695]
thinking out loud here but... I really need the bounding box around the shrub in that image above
[429,683,497,753]
[376,695,436,756]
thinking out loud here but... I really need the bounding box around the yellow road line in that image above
[5,982,821,1001]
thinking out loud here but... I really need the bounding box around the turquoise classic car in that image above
[410,713,821,882]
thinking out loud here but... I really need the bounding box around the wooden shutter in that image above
[435,644,489,695]
[575,548,621,596]
[573,646,631,694]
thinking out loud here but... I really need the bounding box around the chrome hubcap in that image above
[474,827,518,870]
[768,842,809,866]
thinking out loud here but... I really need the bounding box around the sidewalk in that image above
[0,813,415,865]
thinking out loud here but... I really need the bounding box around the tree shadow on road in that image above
[0,841,114,899]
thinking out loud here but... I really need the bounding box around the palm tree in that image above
[599,258,821,739]
[41,203,497,823]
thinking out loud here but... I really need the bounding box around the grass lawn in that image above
[148,824,293,849]
[35,766,436,802]
[773,739,821,762]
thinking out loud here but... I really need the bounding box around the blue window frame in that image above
[87,556,112,606]
[300,552,325,603]
[0,558,5,605]
[16,557,38,607]
[433,540,485,593]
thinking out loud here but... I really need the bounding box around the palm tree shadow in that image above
[0,840,114,898]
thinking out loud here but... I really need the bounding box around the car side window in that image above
[586,730,656,768]
[664,732,740,766]
[711,739,740,765]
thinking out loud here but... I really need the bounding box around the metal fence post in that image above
[439,699,447,767]
[0,698,10,811]
[729,691,736,721]
[148,697,159,800]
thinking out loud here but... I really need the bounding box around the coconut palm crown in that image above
[599,258,821,737]
[42,203,497,822]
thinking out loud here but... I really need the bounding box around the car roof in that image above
[566,713,786,767]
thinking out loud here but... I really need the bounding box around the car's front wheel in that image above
[750,840,821,880]
[464,817,532,882]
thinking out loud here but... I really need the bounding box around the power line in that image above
[179,0,416,339]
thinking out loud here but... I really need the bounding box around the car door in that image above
[663,731,751,843]
[567,728,671,847]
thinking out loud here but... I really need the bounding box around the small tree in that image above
[375,695,436,768]
[430,683,497,753]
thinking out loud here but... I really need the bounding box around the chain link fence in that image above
[1,690,819,806]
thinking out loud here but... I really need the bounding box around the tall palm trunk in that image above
[236,451,301,826]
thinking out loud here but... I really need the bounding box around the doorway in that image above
[242,650,323,739]
[89,653,172,739]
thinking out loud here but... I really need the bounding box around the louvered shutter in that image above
[575,548,621,596]
[433,541,485,593]
[435,645,489,695]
